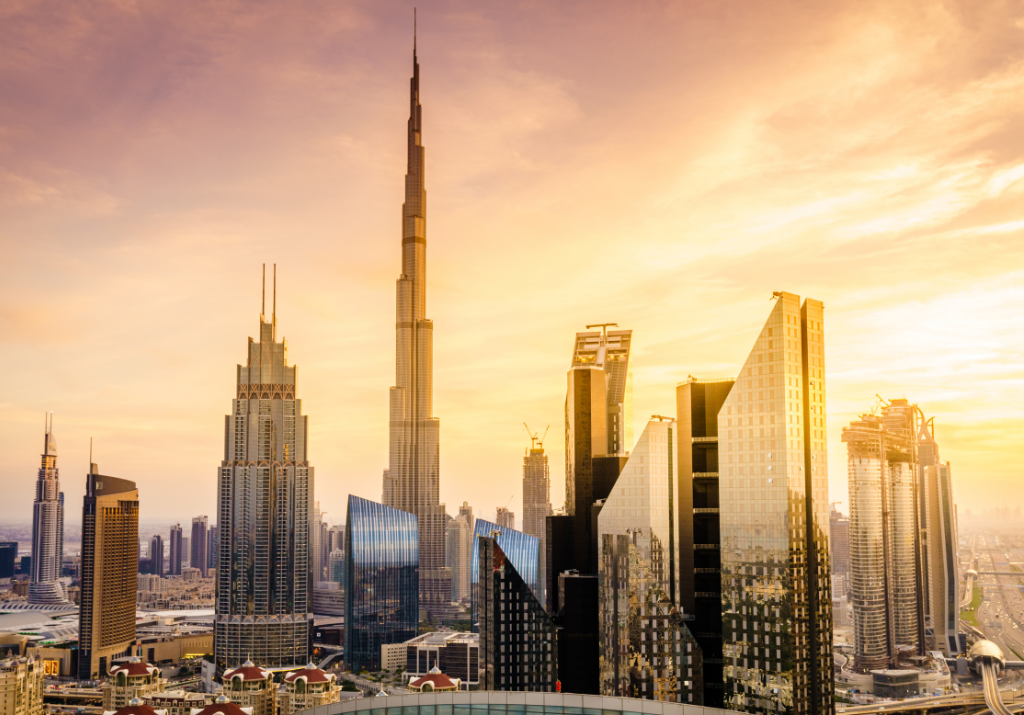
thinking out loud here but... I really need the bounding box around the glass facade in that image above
[478,538,557,692]
[470,520,539,629]
[344,495,419,673]
[718,293,833,715]
[571,327,634,457]
[598,419,701,704]
[30,413,67,605]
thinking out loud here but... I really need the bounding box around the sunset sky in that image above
[2,0,1023,527]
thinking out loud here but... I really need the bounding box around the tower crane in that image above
[523,423,551,450]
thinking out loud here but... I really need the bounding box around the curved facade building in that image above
[215,277,314,670]
[344,496,418,673]
[29,413,66,605]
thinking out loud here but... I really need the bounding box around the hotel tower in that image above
[215,267,314,669]
[29,413,66,605]
[382,36,451,612]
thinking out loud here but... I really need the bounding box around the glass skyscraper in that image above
[384,29,451,616]
[469,519,539,630]
[344,495,418,674]
[598,418,702,704]
[718,292,833,715]
[215,267,314,670]
[29,413,66,605]
[571,325,633,456]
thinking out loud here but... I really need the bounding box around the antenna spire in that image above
[272,263,277,326]
[262,263,266,319]
[414,8,417,57]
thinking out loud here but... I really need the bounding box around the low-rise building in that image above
[0,656,44,715]
[216,661,275,715]
[278,663,340,715]
[191,695,252,715]
[408,667,460,693]
[102,658,167,711]
[400,632,478,689]
[104,697,166,715]
[143,690,210,715]
[381,644,406,675]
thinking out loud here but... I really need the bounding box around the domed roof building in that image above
[102,657,167,711]
[408,667,460,693]
[190,695,253,715]
[279,663,340,715]
[216,660,275,715]
[105,696,165,715]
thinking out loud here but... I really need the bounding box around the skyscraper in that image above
[29,413,66,605]
[920,436,959,656]
[522,432,552,541]
[676,377,734,707]
[150,535,164,577]
[383,36,450,614]
[446,515,471,602]
[718,292,833,715]
[215,267,314,669]
[495,508,514,530]
[469,520,540,630]
[571,325,633,456]
[598,417,703,703]
[829,505,850,593]
[208,525,219,572]
[79,464,138,679]
[564,364,608,577]
[191,516,209,578]
[168,524,183,576]
[344,495,418,673]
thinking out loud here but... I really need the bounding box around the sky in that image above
[1,0,1023,528]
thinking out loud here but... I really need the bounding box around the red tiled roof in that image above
[110,661,159,678]
[111,705,161,715]
[284,665,333,684]
[192,698,251,715]
[410,673,458,690]
[224,666,268,682]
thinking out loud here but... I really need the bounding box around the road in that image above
[973,534,1024,663]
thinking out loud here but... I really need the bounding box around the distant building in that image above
[168,525,182,577]
[102,657,166,711]
[329,550,345,588]
[495,508,514,531]
[313,582,345,616]
[190,517,208,579]
[469,520,539,630]
[143,690,210,715]
[521,434,551,601]
[79,464,139,679]
[344,496,418,673]
[279,663,340,715]
[477,536,557,692]
[446,516,471,602]
[598,418,702,703]
[0,656,44,715]
[216,661,276,715]
[29,414,66,605]
[0,543,16,580]
[149,535,164,578]
[400,631,479,688]
[676,376,733,707]
[830,505,850,589]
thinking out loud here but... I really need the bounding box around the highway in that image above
[964,534,980,608]
[974,535,1024,662]
[983,662,1015,715]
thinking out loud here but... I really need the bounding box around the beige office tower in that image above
[384,41,450,613]
[921,451,959,654]
[215,270,314,669]
[571,326,633,456]
[523,435,552,598]
[446,515,472,602]
[79,466,139,679]
[719,292,833,715]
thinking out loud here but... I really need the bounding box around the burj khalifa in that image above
[383,33,451,614]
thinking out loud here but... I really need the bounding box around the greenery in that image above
[962,585,983,626]
[341,681,360,692]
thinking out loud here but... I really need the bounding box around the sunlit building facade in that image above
[522,438,551,601]
[215,276,314,670]
[598,418,702,704]
[718,292,833,715]
[384,36,451,617]
[447,515,472,602]
[29,413,66,605]
[571,326,633,457]
[344,496,418,673]
[470,520,539,630]
[79,466,139,679]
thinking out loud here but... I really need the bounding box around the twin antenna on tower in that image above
[261,263,277,322]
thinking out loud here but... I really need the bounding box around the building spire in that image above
[414,7,417,59]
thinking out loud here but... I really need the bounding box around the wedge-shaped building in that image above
[598,418,702,703]
[718,292,833,715]
[470,520,539,629]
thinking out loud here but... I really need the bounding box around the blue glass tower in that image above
[470,519,539,630]
[344,495,419,673]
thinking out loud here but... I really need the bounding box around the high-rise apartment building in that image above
[149,535,164,577]
[207,525,218,572]
[215,269,314,669]
[920,422,959,656]
[383,35,450,616]
[168,525,182,576]
[446,515,472,602]
[718,292,833,715]
[495,508,514,530]
[458,502,474,532]
[522,435,551,541]
[29,413,66,605]
[0,656,44,715]
[79,464,138,679]
[191,516,209,578]
[830,506,850,593]
[676,377,733,707]
[344,496,418,673]
[598,418,702,704]
[571,325,633,456]
[478,537,557,692]
[0,543,16,579]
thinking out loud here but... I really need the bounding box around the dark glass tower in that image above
[677,377,734,707]
[344,495,418,673]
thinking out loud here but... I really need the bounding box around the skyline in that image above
[2,1,1024,524]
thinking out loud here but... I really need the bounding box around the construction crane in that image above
[523,423,550,450]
